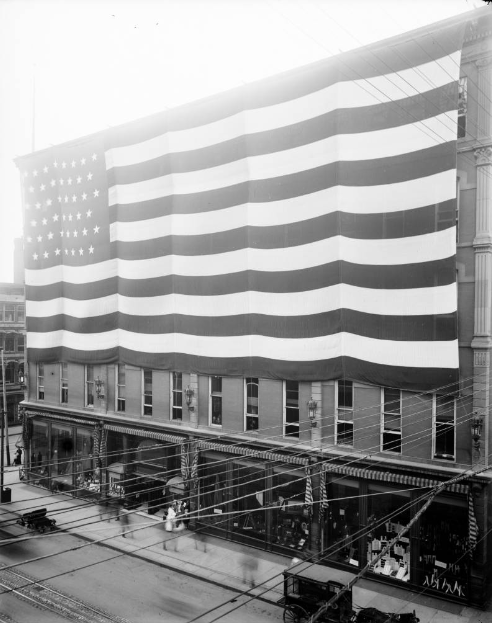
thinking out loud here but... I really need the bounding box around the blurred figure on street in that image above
[163,503,177,551]
[241,553,259,588]
[14,447,22,465]
[118,506,131,537]
[194,528,208,552]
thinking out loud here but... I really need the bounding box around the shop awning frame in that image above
[104,424,186,445]
[322,463,469,494]
[198,440,309,466]
[24,409,97,427]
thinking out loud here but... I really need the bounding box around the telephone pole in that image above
[0,349,11,503]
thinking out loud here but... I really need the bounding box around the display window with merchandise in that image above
[198,455,229,533]
[231,461,266,545]
[325,479,360,566]
[74,428,98,498]
[417,494,470,599]
[29,420,49,487]
[271,468,311,555]
[50,423,74,493]
[366,485,411,582]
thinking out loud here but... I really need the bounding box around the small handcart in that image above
[16,508,57,533]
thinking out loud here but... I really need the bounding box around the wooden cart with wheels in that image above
[278,561,419,623]
[278,562,354,623]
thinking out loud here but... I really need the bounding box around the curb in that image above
[1,500,283,606]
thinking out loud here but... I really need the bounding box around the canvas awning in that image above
[105,424,185,445]
[198,440,309,465]
[322,463,468,495]
[167,475,185,494]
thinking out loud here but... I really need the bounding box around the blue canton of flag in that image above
[22,138,109,270]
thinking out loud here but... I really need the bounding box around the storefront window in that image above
[51,424,74,492]
[74,428,97,496]
[30,420,49,480]
[232,461,266,544]
[326,479,360,566]
[271,469,311,554]
[199,456,229,530]
[367,485,411,582]
[417,495,469,598]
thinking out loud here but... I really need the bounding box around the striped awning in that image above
[323,463,468,495]
[104,424,185,445]
[198,440,309,465]
[25,410,97,427]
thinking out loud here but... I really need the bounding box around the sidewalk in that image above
[1,461,492,623]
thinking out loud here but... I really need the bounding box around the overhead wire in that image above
[1,369,483,533]
[4,3,492,620]
[0,400,484,576]
[1,387,480,532]
[15,0,492,508]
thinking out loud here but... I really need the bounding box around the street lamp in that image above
[185,387,195,411]
[94,377,105,399]
[307,398,318,427]
[471,412,484,451]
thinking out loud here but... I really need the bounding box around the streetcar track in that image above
[0,564,132,623]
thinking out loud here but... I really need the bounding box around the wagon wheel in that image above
[283,604,309,623]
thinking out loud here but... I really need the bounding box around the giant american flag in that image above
[18,19,464,391]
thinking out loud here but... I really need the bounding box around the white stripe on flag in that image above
[26,330,460,368]
[26,282,458,320]
[105,52,460,168]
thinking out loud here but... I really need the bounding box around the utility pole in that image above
[0,349,11,502]
[2,350,10,467]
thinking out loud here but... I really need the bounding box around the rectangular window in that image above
[4,336,15,352]
[17,306,25,323]
[17,335,25,352]
[60,362,68,404]
[143,369,153,416]
[382,387,401,453]
[171,372,182,420]
[85,365,94,407]
[5,361,15,383]
[458,77,467,139]
[245,377,259,431]
[37,363,45,400]
[210,376,222,426]
[336,380,353,446]
[284,380,299,437]
[117,364,126,412]
[4,305,15,322]
[434,395,455,460]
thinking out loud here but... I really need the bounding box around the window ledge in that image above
[433,454,455,462]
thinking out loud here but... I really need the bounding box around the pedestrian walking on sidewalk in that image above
[14,447,22,466]
[163,503,177,551]
[241,553,259,588]
[98,502,108,522]
[119,507,131,538]
[194,528,207,552]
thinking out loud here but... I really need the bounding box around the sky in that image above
[0,0,483,283]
